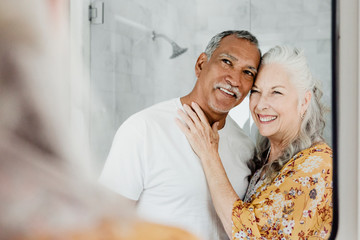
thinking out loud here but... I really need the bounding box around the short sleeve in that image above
[232,200,261,238]
[98,116,146,200]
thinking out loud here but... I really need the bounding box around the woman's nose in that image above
[256,95,270,110]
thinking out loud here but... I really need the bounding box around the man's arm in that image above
[99,116,146,202]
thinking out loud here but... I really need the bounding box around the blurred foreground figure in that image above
[0,0,198,239]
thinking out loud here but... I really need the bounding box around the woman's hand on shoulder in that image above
[175,102,219,161]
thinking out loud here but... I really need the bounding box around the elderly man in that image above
[99,30,261,240]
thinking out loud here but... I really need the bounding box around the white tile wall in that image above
[250,0,332,144]
[90,0,332,165]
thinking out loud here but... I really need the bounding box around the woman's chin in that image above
[257,129,275,138]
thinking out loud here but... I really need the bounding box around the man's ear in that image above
[301,90,312,115]
[195,53,208,78]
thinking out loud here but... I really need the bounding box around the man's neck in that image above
[180,94,228,130]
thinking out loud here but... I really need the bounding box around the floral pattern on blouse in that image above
[232,143,333,240]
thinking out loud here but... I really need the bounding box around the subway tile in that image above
[131,57,147,76]
[91,69,115,92]
[114,53,131,73]
[114,72,133,93]
[90,51,114,72]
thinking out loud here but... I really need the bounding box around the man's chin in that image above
[209,103,233,114]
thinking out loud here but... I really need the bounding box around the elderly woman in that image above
[176,46,333,239]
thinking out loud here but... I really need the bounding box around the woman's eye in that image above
[273,91,282,95]
[250,89,258,94]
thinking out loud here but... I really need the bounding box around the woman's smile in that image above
[257,114,277,123]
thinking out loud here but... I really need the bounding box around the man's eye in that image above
[244,70,254,77]
[222,59,231,65]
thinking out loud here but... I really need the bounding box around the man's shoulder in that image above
[220,116,255,152]
[122,98,179,127]
[144,98,180,113]
[224,116,252,140]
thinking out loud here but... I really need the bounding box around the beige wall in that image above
[337,0,360,238]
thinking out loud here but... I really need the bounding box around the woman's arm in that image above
[175,102,239,237]
[196,150,239,238]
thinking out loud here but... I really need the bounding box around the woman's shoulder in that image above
[288,142,333,174]
[271,143,333,193]
[294,142,332,161]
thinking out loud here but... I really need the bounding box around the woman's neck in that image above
[267,143,283,163]
[268,138,292,163]
[267,130,300,163]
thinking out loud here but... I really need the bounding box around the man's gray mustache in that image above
[214,83,242,99]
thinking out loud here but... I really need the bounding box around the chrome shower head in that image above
[152,31,187,59]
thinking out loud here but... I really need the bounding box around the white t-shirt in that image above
[99,98,255,240]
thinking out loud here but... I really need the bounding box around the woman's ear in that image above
[195,53,208,78]
[301,90,312,115]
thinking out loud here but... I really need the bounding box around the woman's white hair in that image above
[250,45,327,183]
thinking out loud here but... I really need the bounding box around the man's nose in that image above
[224,70,242,87]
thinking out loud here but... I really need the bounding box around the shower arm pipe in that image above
[114,16,181,48]
[152,31,188,59]
[152,31,182,50]
[113,15,187,58]
[114,15,152,33]
[152,31,172,43]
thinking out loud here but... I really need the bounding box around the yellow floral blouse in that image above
[232,143,333,240]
